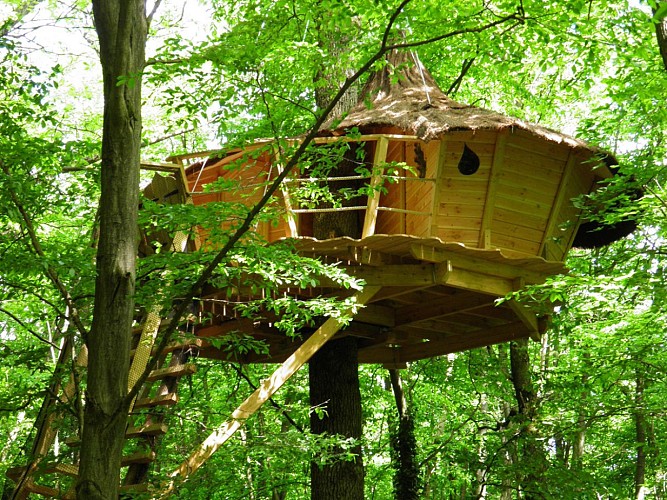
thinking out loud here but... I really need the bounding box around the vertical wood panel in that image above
[362,136,389,238]
[478,131,506,248]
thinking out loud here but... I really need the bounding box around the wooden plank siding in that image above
[404,140,438,237]
[184,132,610,262]
[433,132,495,247]
[375,140,407,235]
[189,149,291,247]
[543,153,599,260]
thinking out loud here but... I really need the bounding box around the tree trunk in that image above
[653,1,667,72]
[572,353,590,467]
[309,337,364,499]
[388,368,420,500]
[634,369,647,500]
[509,338,545,500]
[76,1,146,498]
[309,16,364,500]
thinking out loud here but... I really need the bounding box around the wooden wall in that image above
[433,131,496,248]
[430,129,608,260]
[184,132,610,263]
[187,146,290,247]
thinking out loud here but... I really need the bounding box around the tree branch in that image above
[653,2,667,72]
[446,57,476,95]
[230,364,304,433]
[125,0,526,407]
[0,162,88,339]
[0,307,59,349]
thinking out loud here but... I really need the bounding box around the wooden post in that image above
[362,136,389,238]
[274,142,300,238]
[161,285,381,497]
[11,344,88,500]
[478,131,507,248]
[539,150,577,260]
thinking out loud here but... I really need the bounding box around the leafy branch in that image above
[124,0,526,407]
[0,161,88,339]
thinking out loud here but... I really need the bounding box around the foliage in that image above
[2,0,667,498]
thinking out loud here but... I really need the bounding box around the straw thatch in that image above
[321,50,608,158]
[318,50,637,248]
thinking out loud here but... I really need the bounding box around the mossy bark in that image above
[309,338,364,499]
[76,2,147,498]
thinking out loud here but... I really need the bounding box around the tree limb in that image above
[653,2,667,72]
[125,0,526,407]
[0,307,59,349]
[0,161,88,339]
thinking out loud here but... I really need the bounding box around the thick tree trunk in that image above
[309,16,364,500]
[388,368,420,500]
[309,337,364,499]
[76,1,146,498]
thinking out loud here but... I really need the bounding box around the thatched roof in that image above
[319,50,635,248]
[321,50,606,157]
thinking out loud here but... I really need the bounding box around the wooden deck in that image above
[192,235,561,367]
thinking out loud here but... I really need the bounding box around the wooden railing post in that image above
[362,136,389,238]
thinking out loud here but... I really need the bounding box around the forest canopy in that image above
[1,0,667,499]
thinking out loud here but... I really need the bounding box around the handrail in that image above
[167,133,422,164]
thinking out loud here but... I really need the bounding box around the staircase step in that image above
[65,422,168,447]
[19,479,147,498]
[6,462,79,479]
[121,450,156,466]
[147,363,196,382]
[126,422,168,439]
[130,337,203,358]
[134,392,179,409]
[22,481,62,498]
[8,452,155,485]
[10,472,149,498]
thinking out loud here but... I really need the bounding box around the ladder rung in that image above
[65,422,169,447]
[147,363,196,382]
[6,462,79,479]
[130,337,203,358]
[121,483,149,493]
[23,481,61,497]
[134,392,179,409]
[121,450,156,466]
[126,422,168,438]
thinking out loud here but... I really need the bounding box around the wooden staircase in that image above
[6,319,202,498]
[6,163,198,498]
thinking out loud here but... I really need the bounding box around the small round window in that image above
[457,143,480,175]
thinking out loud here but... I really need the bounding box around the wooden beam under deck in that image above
[192,257,549,366]
[358,321,531,364]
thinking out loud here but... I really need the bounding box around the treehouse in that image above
[8,53,635,498]
[165,51,628,367]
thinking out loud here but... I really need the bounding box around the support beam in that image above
[507,300,541,342]
[409,243,560,284]
[10,344,88,500]
[362,136,389,238]
[478,131,507,248]
[395,292,495,326]
[539,150,577,259]
[360,321,530,362]
[344,262,518,297]
[161,285,381,497]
